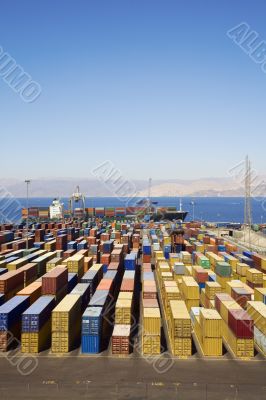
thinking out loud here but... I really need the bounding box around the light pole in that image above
[25,180,30,250]
[191,200,195,221]
[261,215,263,225]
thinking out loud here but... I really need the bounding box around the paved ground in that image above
[0,356,266,399]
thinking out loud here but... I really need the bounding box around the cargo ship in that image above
[21,187,188,222]
[22,202,188,221]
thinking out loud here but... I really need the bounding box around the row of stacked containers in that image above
[1,219,266,358]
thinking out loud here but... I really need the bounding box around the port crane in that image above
[69,186,86,217]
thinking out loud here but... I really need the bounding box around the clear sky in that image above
[1,0,265,180]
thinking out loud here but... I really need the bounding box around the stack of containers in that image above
[115,291,133,326]
[46,257,63,272]
[67,273,78,293]
[246,268,263,289]
[124,253,137,271]
[192,308,223,356]
[173,262,186,281]
[21,296,55,353]
[169,300,192,356]
[236,263,250,281]
[215,262,232,289]
[112,324,131,355]
[56,234,68,251]
[254,287,266,304]
[81,307,102,353]
[0,270,24,300]
[89,288,113,350]
[192,266,208,292]
[142,271,157,300]
[42,267,68,302]
[142,239,151,263]
[215,293,254,358]
[51,294,81,353]
[17,281,42,304]
[163,281,181,318]
[226,280,253,309]
[67,241,77,251]
[246,301,266,355]
[33,252,57,277]
[181,277,200,311]
[142,305,161,355]
[66,254,85,278]
[70,283,90,313]
[0,296,30,351]
[44,240,56,252]
[201,282,222,308]
[20,263,38,287]
[81,264,103,298]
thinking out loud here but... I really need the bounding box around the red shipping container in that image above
[228,309,254,339]
[120,279,134,292]
[195,269,208,283]
[231,287,252,309]
[142,298,159,308]
[84,256,93,272]
[142,254,151,263]
[0,270,24,294]
[108,262,120,271]
[101,253,111,265]
[215,293,232,312]
[143,263,152,272]
[97,278,114,292]
[42,267,68,295]
[20,263,38,285]
[246,281,263,289]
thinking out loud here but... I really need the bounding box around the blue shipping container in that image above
[81,334,100,353]
[82,307,102,335]
[0,296,30,330]
[21,296,55,333]
[67,273,78,293]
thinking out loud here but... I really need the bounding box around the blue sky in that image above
[1,0,266,180]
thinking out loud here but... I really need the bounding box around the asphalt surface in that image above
[0,355,265,399]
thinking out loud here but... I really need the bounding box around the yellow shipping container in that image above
[222,320,254,358]
[225,280,244,296]
[216,275,230,290]
[46,257,63,272]
[199,309,222,338]
[247,268,263,284]
[154,251,164,261]
[115,299,132,324]
[171,337,192,356]
[185,299,200,311]
[202,337,223,356]
[118,292,133,301]
[66,255,85,277]
[181,277,199,300]
[52,294,81,332]
[143,308,161,335]
[142,335,160,355]
[254,287,266,302]
[220,300,242,324]
[21,320,51,353]
[169,300,191,338]
[205,282,222,300]
[246,301,266,336]
[236,263,249,277]
[7,258,29,271]
[44,240,56,252]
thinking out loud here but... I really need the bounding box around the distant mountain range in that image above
[0,176,261,197]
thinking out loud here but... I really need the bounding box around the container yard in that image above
[0,216,266,398]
